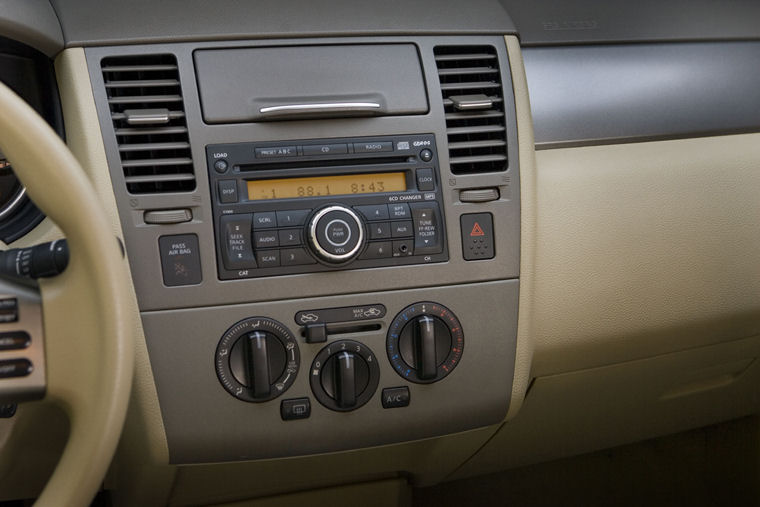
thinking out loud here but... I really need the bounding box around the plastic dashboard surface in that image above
[85,35,521,463]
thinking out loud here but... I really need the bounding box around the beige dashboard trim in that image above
[505,35,535,419]
[54,48,175,504]
[531,133,760,375]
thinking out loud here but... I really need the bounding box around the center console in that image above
[86,35,520,464]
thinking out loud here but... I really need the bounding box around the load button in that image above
[410,204,443,255]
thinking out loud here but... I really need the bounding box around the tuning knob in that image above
[387,302,464,383]
[310,340,379,411]
[215,317,299,402]
[306,205,365,264]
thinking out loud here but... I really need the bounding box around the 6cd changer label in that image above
[207,134,448,280]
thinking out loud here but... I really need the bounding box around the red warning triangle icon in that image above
[470,222,485,237]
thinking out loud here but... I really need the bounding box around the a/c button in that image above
[381,386,410,409]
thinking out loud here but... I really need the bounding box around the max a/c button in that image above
[382,387,410,409]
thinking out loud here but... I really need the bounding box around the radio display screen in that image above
[246,172,407,200]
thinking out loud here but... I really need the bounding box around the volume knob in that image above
[307,205,365,264]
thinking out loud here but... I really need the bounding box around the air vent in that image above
[101,55,196,194]
[434,46,507,175]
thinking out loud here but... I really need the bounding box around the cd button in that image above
[355,204,389,221]
[369,222,391,240]
[256,250,281,268]
[302,144,348,156]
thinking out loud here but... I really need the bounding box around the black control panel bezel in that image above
[207,134,449,280]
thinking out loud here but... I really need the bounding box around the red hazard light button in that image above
[460,213,494,260]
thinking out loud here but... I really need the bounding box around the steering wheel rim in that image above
[0,81,134,506]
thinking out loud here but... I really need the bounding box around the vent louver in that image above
[101,55,196,194]
[434,46,507,175]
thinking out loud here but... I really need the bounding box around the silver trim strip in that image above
[259,102,382,116]
[0,187,27,221]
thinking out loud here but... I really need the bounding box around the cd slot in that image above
[238,155,410,172]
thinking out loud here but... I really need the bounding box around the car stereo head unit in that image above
[207,134,448,280]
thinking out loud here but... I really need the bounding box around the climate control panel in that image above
[145,281,518,463]
[214,304,460,410]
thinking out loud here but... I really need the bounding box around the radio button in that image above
[253,212,277,229]
[360,241,392,259]
[415,168,435,192]
[281,248,316,266]
[255,146,297,158]
[254,231,279,249]
[411,204,443,255]
[276,209,310,227]
[256,250,281,268]
[217,180,238,203]
[220,215,256,270]
[353,141,393,153]
[392,240,414,257]
[355,204,389,221]
[278,229,302,246]
[302,144,348,156]
[388,203,411,219]
[391,221,414,238]
[369,222,391,240]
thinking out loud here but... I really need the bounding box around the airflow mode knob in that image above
[215,317,299,402]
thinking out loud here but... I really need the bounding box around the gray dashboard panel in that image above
[142,280,518,463]
[194,44,429,123]
[525,42,760,148]
[86,35,520,464]
[85,36,520,312]
[501,0,760,45]
[52,0,515,47]
[0,0,63,56]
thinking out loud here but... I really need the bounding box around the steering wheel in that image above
[0,81,134,506]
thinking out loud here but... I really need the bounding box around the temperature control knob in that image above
[310,340,380,411]
[307,205,365,264]
[387,302,464,383]
[215,317,299,402]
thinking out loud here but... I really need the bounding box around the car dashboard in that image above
[0,0,759,505]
